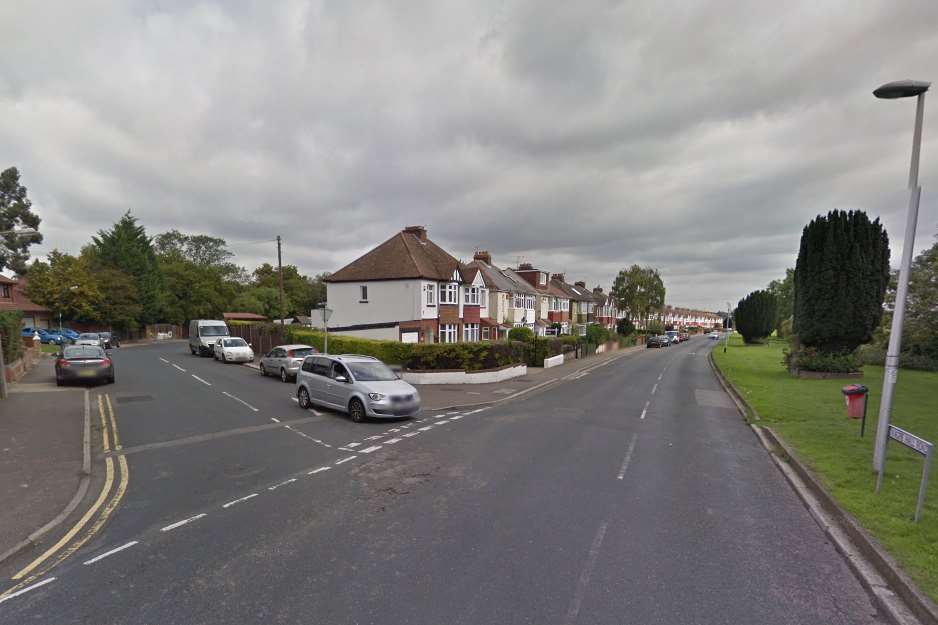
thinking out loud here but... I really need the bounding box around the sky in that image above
[2,0,937,312]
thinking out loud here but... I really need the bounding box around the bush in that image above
[794,209,890,353]
[616,318,635,336]
[735,290,777,344]
[779,316,793,339]
[283,327,526,371]
[585,324,610,345]
[508,326,534,342]
[784,343,862,373]
[645,320,664,336]
[0,311,23,364]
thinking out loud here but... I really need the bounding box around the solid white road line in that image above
[651,383,658,395]
[308,466,331,475]
[0,577,57,605]
[334,456,356,465]
[161,514,207,533]
[83,541,139,566]
[172,364,187,372]
[159,357,169,363]
[191,374,212,386]
[359,445,382,454]
[222,391,259,412]
[222,493,258,509]
[268,478,297,490]
[617,435,638,480]
[564,522,608,625]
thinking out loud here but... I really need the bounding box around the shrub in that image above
[508,326,534,342]
[585,323,610,345]
[0,311,23,364]
[794,209,890,353]
[779,316,793,339]
[784,344,862,373]
[616,318,635,336]
[735,290,777,344]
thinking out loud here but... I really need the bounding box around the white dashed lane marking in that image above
[191,374,212,386]
[161,514,207,533]
[384,438,402,445]
[222,493,258,509]
[83,541,139,566]
[0,577,56,605]
[221,391,259,412]
[335,456,357,465]
[308,466,331,475]
[403,432,419,438]
[418,426,433,431]
[359,445,382,454]
[268,478,297,491]
[172,364,187,373]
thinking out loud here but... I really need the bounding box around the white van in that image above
[189,320,230,356]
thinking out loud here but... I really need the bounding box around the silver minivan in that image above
[295,354,420,422]
[259,344,317,382]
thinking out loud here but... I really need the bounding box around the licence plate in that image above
[78,369,97,377]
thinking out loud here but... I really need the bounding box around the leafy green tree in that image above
[25,251,102,322]
[611,264,665,330]
[0,167,43,273]
[91,265,142,332]
[156,257,238,325]
[91,212,162,324]
[793,210,890,353]
[616,317,635,336]
[734,290,777,344]
[767,268,794,333]
[252,263,313,316]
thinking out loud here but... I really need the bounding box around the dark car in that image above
[99,331,121,348]
[679,332,690,342]
[55,345,115,386]
[646,335,669,348]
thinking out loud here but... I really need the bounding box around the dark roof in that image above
[565,282,595,302]
[222,312,269,321]
[326,229,462,283]
[499,268,541,296]
[0,277,50,313]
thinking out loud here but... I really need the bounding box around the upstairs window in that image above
[0,285,9,298]
[359,285,368,302]
[440,283,458,304]
[426,284,435,306]
[464,287,480,305]
[513,294,524,309]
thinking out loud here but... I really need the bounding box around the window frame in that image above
[463,323,479,342]
[439,323,458,343]
[426,284,435,307]
[464,286,480,305]
[359,285,369,303]
[439,282,458,305]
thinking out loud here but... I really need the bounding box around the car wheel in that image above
[297,386,311,409]
[221,353,227,363]
[259,364,266,377]
[280,368,289,383]
[349,398,366,423]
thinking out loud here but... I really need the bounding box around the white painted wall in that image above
[402,364,527,385]
[330,326,400,341]
[327,280,421,328]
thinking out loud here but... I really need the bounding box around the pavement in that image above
[0,361,86,565]
[0,336,889,624]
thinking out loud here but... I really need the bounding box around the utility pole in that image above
[276,235,285,325]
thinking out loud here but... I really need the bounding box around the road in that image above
[0,337,884,624]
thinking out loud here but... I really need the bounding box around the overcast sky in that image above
[2,1,936,311]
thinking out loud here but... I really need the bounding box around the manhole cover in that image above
[116,395,153,404]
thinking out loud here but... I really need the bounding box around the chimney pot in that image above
[473,250,492,264]
[551,273,565,282]
[518,263,534,271]
[574,281,586,288]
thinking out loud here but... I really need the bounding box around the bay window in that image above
[463,323,479,342]
[464,286,480,305]
[440,323,457,343]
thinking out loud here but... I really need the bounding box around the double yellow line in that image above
[1,394,130,597]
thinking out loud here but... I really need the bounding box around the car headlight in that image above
[368,393,386,401]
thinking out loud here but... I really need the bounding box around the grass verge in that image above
[713,334,938,601]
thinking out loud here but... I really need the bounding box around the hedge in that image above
[0,311,23,364]
[282,327,526,371]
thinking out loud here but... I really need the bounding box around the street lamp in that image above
[872,79,931,473]
[317,304,333,354]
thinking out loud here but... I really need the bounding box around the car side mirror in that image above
[335,375,348,383]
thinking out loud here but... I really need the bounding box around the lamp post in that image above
[872,79,931,473]
[317,304,333,354]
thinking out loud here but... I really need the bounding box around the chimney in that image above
[518,263,534,271]
[551,273,565,283]
[574,281,586,288]
[593,286,603,294]
[473,250,492,265]
[403,225,427,242]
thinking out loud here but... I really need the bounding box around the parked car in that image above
[709,331,721,340]
[55,345,115,386]
[98,331,120,348]
[21,327,37,338]
[259,344,318,382]
[59,328,80,341]
[189,319,230,356]
[665,330,681,345]
[679,332,690,342]
[38,329,65,345]
[75,333,103,347]
[646,335,669,348]
[213,337,254,363]
[296,354,420,422]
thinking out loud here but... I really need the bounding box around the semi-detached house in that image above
[324,226,486,344]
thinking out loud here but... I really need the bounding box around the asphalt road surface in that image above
[0,337,884,624]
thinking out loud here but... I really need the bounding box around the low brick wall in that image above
[5,341,40,383]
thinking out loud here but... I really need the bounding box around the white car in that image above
[75,333,103,347]
[708,331,721,340]
[213,337,255,363]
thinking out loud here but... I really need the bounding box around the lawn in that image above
[39,343,61,354]
[713,335,938,601]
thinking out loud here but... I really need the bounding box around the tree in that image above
[793,210,890,353]
[0,167,43,273]
[92,212,162,324]
[611,265,665,329]
[92,265,142,332]
[766,268,794,333]
[616,317,635,336]
[882,230,938,363]
[734,290,777,344]
[252,263,313,316]
[25,251,102,322]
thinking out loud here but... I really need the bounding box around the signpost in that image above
[317,305,333,354]
[876,425,934,522]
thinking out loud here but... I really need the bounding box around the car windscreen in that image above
[63,346,105,359]
[78,333,100,339]
[346,362,398,382]
[99,332,111,338]
[223,338,247,347]
[199,325,229,337]
[289,348,315,358]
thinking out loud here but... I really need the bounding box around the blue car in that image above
[59,328,80,341]
[21,327,36,338]
[39,329,66,345]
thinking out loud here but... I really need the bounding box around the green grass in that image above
[713,335,938,600]
[40,343,61,354]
